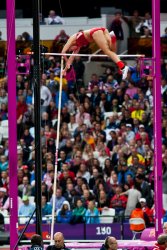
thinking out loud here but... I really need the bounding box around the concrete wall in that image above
[1,13,167,41]
[0,17,104,40]
[1,13,167,48]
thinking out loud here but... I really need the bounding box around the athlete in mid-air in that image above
[61,27,129,79]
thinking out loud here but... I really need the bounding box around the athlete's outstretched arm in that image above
[61,35,80,75]
[62,47,80,75]
[61,35,76,62]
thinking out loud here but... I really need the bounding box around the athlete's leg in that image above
[92,30,129,79]
[92,30,121,63]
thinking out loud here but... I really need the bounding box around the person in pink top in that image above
[75,105,91,126]
[61,27,129,79]
[125,81,138,99]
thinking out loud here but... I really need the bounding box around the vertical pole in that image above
[6,0,18,248]
[50,56,64,244]
[33,0,42,235]
[152,0,163,237]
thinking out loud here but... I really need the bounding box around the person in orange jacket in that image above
[130,202,150,231]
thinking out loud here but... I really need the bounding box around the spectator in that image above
[120,183,141,217]
[89,168,100,190]
[97,190,110,212]
[110,186,127,218]
[47,10,64,25]
[41,112,52,128]
[128,10,143,38]
[70,199,86,224]
[43,163,54,189]
[129,155,145,175]
[59,168,75,192]
[18,195,35,216]
[107,172,119,194]
[130,64,142,85]
[22,128,34,147]
[135,173,153,208]
[0,211,5,231]
[17,95,28,120]
[74,176,85,195]
[125,82,138,99]
[90,85,101,109]
[97,148,109,169]
[66,68,76,92]
[78,163,91,183]
[63,182,80,208]
[21,165,31,181]
[85,200,100,224]
[55,90,68,109]
[68,114,78,137]
[50,187,66,212]
[75,105,91,127]
[61,107,70,124]
[103,158,114,179]
[22,32,33,41]
[0,155,8,172]
[93,178,109,198]
[139,197,154,224]
[18,168,24,185]
[117,162,134,186]
[124,124,135,143]
[163,222,167,234]
[83,131,95,150]
[153,234,167,250]
[42,195,52,216]
[46,71,59,95]
[0,103,8,121]
[40,84,52,113]
[127,146,145,166]
[0,187,9,211]
[140,27,152,38]
[0,171,8,190]
[93,122,106,143]
[46,232,70,250]
[109,11,124,54]
[135,12,152,36]
[0,89,8,109]
[57,200,72,223]
[60,139,73,159]
[161,27,167,38]
[54,30,69,44]
[77,87,87,104]
[81,189,95,208]
[18,176,32,198]
[54,71,68,89]
[30,234,44,250]
[100,236,118,250]
[73,57,85,86]
[87,73,100,92]
[121,109,133,126]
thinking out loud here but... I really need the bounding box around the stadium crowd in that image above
[0,13,167,226]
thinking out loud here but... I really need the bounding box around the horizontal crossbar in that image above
[42,52,145,58]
